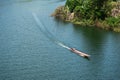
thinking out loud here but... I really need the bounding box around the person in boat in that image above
[70,48,76,52]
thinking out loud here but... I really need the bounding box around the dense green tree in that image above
[65,0,113,20]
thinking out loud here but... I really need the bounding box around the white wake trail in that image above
[56,41,70,49]
[32,12,71,50]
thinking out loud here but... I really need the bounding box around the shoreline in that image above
[52,3,120,32]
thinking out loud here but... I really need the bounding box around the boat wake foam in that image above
[32,12,70,50]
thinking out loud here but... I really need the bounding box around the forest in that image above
[52,0,120,32]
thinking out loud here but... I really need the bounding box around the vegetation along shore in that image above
[52,0,120,32]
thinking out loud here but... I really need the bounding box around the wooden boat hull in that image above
[70,48,90,59]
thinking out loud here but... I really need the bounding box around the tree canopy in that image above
[65,0,114,20]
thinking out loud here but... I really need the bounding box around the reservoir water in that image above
[0,0,120,80]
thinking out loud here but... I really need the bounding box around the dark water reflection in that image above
[72,25,120,79]
[0,0,120,80]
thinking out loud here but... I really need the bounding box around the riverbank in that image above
[52,1,120,32]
